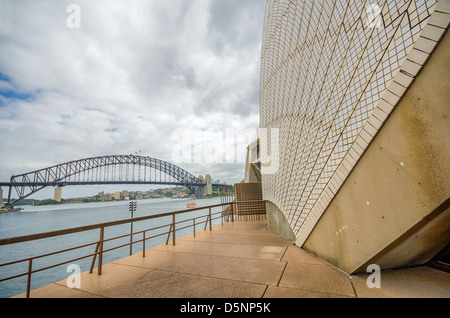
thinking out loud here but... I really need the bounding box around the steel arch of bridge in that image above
[5,155,207,206]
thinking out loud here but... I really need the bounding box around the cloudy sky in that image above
[0,0,266,198]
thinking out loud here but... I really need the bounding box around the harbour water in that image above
[0,197,223,298]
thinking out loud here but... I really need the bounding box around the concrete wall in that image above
[266,200,296,242]
[244,139,261,183]
[302,28,450,274]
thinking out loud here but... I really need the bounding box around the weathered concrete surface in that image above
[303,27,450,274]
[13,220,450,298]
[266,200,296,242]
[351,266,450,298]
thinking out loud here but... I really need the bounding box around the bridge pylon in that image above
[1,155,205,207]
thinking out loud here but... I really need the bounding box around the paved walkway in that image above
[15,220,450,298]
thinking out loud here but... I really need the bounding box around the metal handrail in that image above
[0,200,266,298]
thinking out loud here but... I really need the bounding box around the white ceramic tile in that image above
[259,0,446,245]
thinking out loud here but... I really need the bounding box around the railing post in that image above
[129,224,133,256]
[193,218,196,237]
[208,207,212,231]
[89,242,100,273]
[142,231,146,258]
[26,259,32,298]
[172,214,176,245]
[98,227,104,275]
[204,215,209,231]
[232,202,236,222]
[166,224,172,245]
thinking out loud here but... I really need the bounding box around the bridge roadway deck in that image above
[14,220,450,298]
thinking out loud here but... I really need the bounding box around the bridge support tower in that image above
[54,187,62,202]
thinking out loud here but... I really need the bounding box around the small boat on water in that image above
[186,202,199,208]
[0,207,23,213]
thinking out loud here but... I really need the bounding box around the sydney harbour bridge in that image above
[0,154,231,208]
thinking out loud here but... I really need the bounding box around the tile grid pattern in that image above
[259,0,449,246]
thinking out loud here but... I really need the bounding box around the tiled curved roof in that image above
[259,0,449,245]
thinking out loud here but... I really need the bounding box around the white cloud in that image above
[0,0,265,198]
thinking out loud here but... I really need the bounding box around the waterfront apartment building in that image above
[256,0,449,274]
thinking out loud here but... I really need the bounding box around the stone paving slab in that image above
[114,249,286,286]
[153,239,286,261]
[278,262,355,297]
[351,266,450,298]
[12,220,450,298]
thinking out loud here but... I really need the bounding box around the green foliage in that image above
[33,199,61,206]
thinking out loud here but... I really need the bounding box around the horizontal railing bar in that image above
[172,214,212,225]
[0,271,29,283]
[101,213,229,254]
[103,221,179,243]
[0,224,175,268]
[103,230,172,254]
[103,232,133,243]
[103,242,134,253]
[142,223,172,232]
[0,199,265,297]
[0,251,99,283]
[175,224,193,232]
[143,231,172,241]
[0,213,219,269]
[31,252,98,275]
[83,210,227,258]
[0,201,260,246]
[194,219,208,226]
[0,241,99,267]
[175,217,203,224]
[1,222,190,280]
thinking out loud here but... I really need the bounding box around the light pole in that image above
[129,201,137,255]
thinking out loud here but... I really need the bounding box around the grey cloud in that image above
[184,66,198,89]
[207,0,266,55]
[194,68,260,118]
[0,0,266,188]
